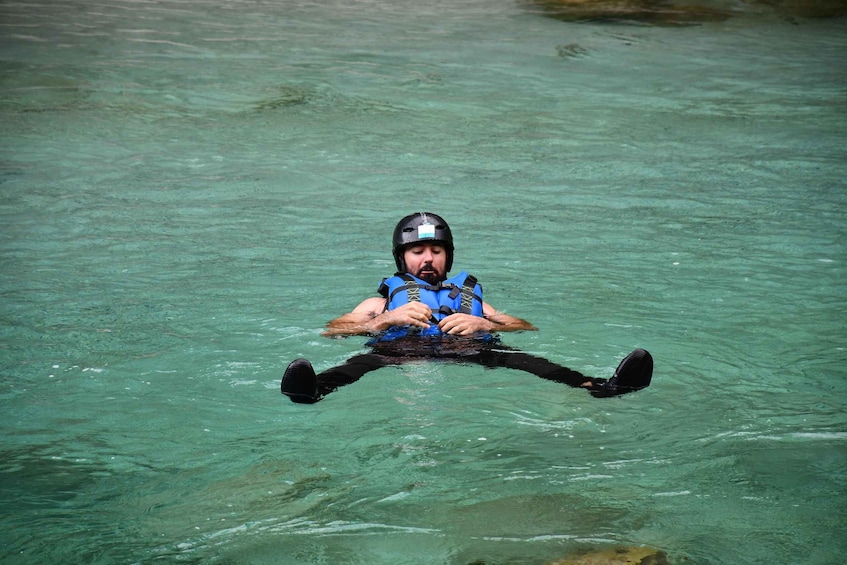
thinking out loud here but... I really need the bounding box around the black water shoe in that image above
[281,358,320,403]
[590,348,653,398]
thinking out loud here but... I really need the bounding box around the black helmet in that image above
[392,212,454,273]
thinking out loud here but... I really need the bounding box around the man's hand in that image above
[437,313,494,336]
[374,302,433,331]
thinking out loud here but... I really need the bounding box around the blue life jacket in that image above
[368,271,484,341]
[381,271,483,319]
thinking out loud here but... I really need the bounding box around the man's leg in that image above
[471,347,591,388]
[281,353,394,403]
[470,347,652,397]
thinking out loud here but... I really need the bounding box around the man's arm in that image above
[323,298,435,336]
[436,301,537,335]
[482,302,538,332]
[324,297,537,337]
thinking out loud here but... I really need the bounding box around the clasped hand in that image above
[383,302,493,336]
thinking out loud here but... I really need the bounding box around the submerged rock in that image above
[556,43,590,58]
[548,546,669,565]
[526,0,736,25]
[466,546,669,565]
[526,0,847,24]
[254,85,311,110]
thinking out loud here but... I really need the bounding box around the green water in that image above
[1,1,845,563]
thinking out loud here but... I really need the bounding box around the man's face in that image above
[403,243,448,284]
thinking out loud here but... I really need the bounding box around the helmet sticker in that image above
[418,223,436,239]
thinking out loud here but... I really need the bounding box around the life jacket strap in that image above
[378,278,390,298]
[400,274,421,303]
[459,274,479,314]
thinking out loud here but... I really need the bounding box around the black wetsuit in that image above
[312,334,600,398]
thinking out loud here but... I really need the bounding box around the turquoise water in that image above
[1,0,845,563]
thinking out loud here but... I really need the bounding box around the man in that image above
[281,212,652,403]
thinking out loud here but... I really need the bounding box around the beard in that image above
[417,263,445,285]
